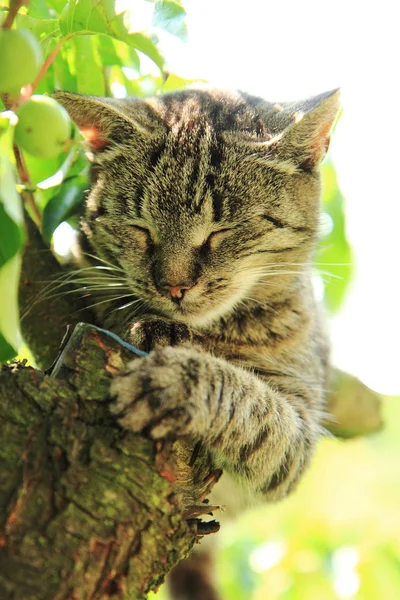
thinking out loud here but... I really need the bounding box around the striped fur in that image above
[56,88,340,501]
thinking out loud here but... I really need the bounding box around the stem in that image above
[31,38,68,94]
[1,0,29,30]
[14,145,42,226]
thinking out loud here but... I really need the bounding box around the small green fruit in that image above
[0,29,43,94]
[15,96,71,159]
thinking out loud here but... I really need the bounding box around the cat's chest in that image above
[206,304,310,353]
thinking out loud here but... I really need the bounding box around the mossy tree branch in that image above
[19,214,94,369]
[0,324,221,600]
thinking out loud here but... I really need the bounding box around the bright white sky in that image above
[117,0,400,394]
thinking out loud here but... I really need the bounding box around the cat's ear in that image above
[53,92,157,154]
[53,92,129,153]
[278,89,340,169]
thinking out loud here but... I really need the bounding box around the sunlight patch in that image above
[249,540,286,573]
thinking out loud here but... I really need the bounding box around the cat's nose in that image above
[159,281,198,303]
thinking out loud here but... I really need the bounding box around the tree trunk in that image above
[0,323,221,600]
[19,214,94,369]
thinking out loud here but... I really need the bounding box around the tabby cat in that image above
[55,87,340,501]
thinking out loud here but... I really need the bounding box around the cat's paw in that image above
[110,346,203,439]
[128,318,194,352]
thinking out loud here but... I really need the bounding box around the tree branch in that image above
[1,0,29,30]
[324,367,383,438]
[19,214,94,369]
[0,323,221,600]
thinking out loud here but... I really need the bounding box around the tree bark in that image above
[19,214,94,370]
[0,324,221,600]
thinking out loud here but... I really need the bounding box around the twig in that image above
[1,0,29,30]
[14,145,42,226]
[31,38,69,94]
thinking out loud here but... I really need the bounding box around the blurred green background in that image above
[1,0,398,598]
[153,393,400,600]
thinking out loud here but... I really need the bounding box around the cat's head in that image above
[55,88,340,328]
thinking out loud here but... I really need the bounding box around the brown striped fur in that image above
[55,88,340,501]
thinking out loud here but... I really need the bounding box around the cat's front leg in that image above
[110,346,322,499]
[110,346,212,439]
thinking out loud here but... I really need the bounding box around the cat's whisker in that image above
[31,286,132,307]
[317,271,344,281]
[30,280,130,305]
[56,279,128,287]
[48,286,129,299]
[21,289,132,320]
[22,264,131,317]
[38,279,128,290]
[31,265,128,299]
[236,267,304,276]
[112,299,148,322]
[240,269,344,287]
[29,280,117,310]
[236,263,351,281]
[106,298,145,314]
[243,269,303,276]
[249,261,352,268]
[81,252,126,273]
[79,293,137,312]
[45,264,125,281]
[246,265,345,282]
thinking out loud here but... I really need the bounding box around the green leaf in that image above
[0,332,18,363]
[16,14,61,44]
[26,0,52,19]
[53,46,78,92]
[59,0,164,70]
[0,112,24,228]
[163,73,205,92]
[60,0,116,35]
[97,35,123,67]
[127,33,163,70]
[73,35,106,95]
[0,253,22,361]
[47,0,69,16]
[109,37,140,72]
[42,174,89,242]
[0,112,24,362]
[152,0,187,41]
[0,204,23,268]
[162,73,187,92]
[37,145,87,190]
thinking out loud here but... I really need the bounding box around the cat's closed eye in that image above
[205,228,234,249]
[131,224,154,246]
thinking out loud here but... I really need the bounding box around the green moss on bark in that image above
[0,324,220,600]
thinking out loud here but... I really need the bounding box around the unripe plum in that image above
[15,96,71,159]
[0,29,43,94]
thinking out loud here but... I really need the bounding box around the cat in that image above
[55,87,340,503]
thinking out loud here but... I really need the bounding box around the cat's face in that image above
[56,89,340,328]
